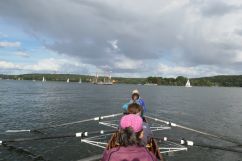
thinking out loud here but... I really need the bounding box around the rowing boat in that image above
[1,112,242,161]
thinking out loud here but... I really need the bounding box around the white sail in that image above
[185,79,192,87]
[42,76,46,82]
[79,78,82,83]
[67,78,70,83]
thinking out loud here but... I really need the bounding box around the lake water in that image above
[0,80,242,161]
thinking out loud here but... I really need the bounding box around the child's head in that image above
[118,114,144,146]
[127,103,142,116]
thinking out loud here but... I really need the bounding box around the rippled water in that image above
[0,80,242,161]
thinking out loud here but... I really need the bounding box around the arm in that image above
[139,99,147,112]
[122,102,129,111]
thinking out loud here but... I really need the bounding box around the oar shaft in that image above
[155,136,242,154]
[5,113,122,133]
[36,118,95,131]
[194,143,242,154]
[1,130,115,144]
[5,130,31,133]
[146,115,242,145]
[175,124,219,138]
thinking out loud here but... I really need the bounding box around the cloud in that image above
[0,57,95,75]
[158,64,237,78]
[0,32,8,38]
[234,52,242,63]
[113,54,143,70]
[108,40,119,50]
[14,51,30,57]
[0,60,20,69]
[0,41,21,47]
[194,0,242,17]
[0,0,242,76]
[28,59,61,71]
[235,28,242,37]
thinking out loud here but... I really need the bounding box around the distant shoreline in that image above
[0,74,242,87]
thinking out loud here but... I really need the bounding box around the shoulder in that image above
[102,147,120,160]
[138,98,145,104]
[139,98,145,101]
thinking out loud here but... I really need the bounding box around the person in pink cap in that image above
[101,114,158,161]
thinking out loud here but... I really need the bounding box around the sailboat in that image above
[67,78,70,83]
[79,78,82,84]
[102,74,113,85]
[93,73,113,85]
[185,79,192,87]
[42,76,46,82]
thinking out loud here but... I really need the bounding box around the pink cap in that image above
[120,114,143,133]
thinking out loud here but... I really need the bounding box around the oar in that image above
[1,130,115,144]
[154,136,242,154]
[2,143,47,161]
[0,129,115,160]
[5,113,122,134]
[146,114,242,146]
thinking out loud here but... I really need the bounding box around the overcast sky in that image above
[0,0,242,77]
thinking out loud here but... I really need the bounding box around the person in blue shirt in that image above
[122,89,147,116]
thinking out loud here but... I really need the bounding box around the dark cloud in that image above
[0,0,242,76]
[235,29,242,36]
[196,1,242,17]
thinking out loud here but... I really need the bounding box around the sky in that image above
[0,0,242,78]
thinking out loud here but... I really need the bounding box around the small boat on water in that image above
[79,78,82,84]
[144,83,158,86]
[67,78,70,83]
[185,79,192,87]
[96,81,113,85]
[42,76,46,82]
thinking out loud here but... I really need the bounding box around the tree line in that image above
[0,74,242,87]
[146,75,242,87]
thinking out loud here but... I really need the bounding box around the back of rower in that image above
[102,114,158,161]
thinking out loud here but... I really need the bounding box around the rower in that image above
[127,103,153,145]
[122,89,147,116]
[101,114,158,161]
